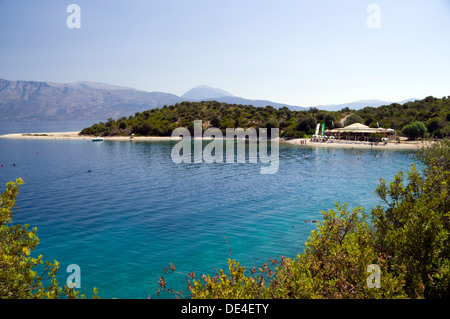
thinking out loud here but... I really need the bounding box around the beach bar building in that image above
[324,123,396,141]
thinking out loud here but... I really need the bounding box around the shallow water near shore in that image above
[0,122,417,298]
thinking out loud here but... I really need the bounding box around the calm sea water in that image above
[0,120,98,136]
[0,122,417,299]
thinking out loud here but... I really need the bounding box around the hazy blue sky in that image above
[0,0,449,106]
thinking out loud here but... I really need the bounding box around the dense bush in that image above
[372,139,450,298]
[401,121,428,140]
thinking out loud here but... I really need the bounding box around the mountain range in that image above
[0,79,416,121]
[312,98,418,111]
[0,79,182,121]
[181,84,235,100]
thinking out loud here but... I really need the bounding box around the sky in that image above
[0,0,449,107]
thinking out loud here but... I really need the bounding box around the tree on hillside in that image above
[401,121,428,140]
[426,117,443,136]
[324,113,336,129]
[308,107,319,117]
[344,114,364,126]
[296,116,317,135]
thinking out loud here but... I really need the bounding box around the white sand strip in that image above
[282,138,433,150]
[0,132,180,141]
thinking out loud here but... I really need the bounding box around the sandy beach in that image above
[0,131,180,141]
[283,138,432,150]
[0,131,435,150]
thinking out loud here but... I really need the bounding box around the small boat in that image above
[92,137,103,142]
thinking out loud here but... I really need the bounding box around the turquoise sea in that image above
[0,121,417,299]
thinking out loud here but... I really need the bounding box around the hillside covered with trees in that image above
[353,96,450,139]
[80,100,342,138]
[79,96,450,140]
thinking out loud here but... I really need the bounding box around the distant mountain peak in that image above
[311,98,419,111]
[195,84,214,89]
[182,85,234,100]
